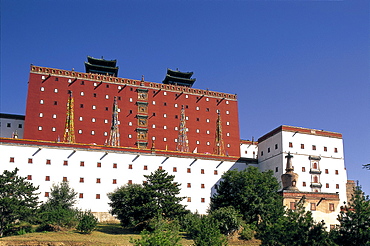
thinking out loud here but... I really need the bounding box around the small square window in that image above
[113,163,117,168]
[187,197,191,202]
[63,177,68,182]
[303,182,306,187]
[54,101,58,105]
[80,177,84,183]
[201,169,205,174]
[301,144,305,149]
[173,167,177,172]
[275,144,278,149]
[9,157,14,163]
[18,124,22,128]
[334,148,338,153]
[96,194,100,199]
[201,198,205,203]
[113,179,117,184]
[80,161,84,167]
[144,165,148,170]
[335,170,339,175]
[187,168,191,173]
[289,142,293,148]
[201,184,205,188]
[336,184,339,189]
[326,183,329,188]
[97,162,101,168]
[325,169,329,174]
[79,193,83,199]
[128,180,132,184]
[80,104,84,108]
[214,170,218,175]
[310,203,316,211]
[312,145,316,150]
[28,158,33,164]
[45,192,50,197]
[96,178,101,183]
[302,167,306,172]
[329,203,335,211]
[129,164,133,169]
[45,176,50,181]
[158,166,162,170]
[290,202,296,210]
[63,160,68,166]
[187,183,191,188]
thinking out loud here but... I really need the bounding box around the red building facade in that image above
[24,65,240,157]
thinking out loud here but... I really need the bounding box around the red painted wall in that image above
[24,66,241,157]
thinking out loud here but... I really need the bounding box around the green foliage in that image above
[209,206,244,235]
[45,181,77,210]
[239,224,256,241]
[76,210,98,234]
[0,168,40,237]
[330,186,370,246]
[210,166,284,225]
[192,216,228,246]
[130,217,181,246]
[179,212,202,238]
[108,169,187,228]
[258,198,334,246]
[108,183,153,227]
[143,169,187,219]
[38,181,79,230]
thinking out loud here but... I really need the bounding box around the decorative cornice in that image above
[30,65,237,100]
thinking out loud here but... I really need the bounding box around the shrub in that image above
[76,210,98,234]
[193,216,228,246]
[130,217,181,246]
[210,206,244,236]
[239,224,256,240]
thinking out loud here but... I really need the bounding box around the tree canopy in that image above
[0,168,39,237]
[258,198,333,246]
[210,166,283,224]
[331,185,370,245]
[108,169,187,228]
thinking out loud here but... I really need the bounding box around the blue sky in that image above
[1,0,369,194]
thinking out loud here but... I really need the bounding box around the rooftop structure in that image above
[84,56,119,77]
[162,68,196,87]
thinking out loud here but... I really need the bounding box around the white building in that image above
[257,125,348,227]
[0,138,248,220]
[0,113,25,138]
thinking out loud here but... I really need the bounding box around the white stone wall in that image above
[240,142,258,159]
[0,142,246,215]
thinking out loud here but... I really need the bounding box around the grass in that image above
[0,223,260,246]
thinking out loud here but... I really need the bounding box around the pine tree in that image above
[331,186,370,245]
[143,169,187,219]
[0,168,39,237]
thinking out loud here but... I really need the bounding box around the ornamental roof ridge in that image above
[30,65,237,100]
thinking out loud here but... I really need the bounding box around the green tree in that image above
[108,169,187,228]
[210,166,283,225]
[39,181,79,229]
[76,210,98,234]
[130,217,182,246]
[0,168,40,237]
[44,181,77,209]
[193,216,228,246]
[108,184,153,227]
[143,169,187,219]
[258,198,334,246]
[209,206,244,236]
[331,186,370,246]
